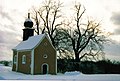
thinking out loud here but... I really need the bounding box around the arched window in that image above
[14,55,17,64]
[22,55,26,64]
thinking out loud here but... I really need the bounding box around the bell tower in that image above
[23,13,34,41]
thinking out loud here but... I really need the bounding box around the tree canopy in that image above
[30,0,110,62]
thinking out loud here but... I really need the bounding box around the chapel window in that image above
[22,55,26,64]
[14,55,17,64]
[43,54,48,59]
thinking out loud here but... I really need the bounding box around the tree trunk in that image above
[75,53,80,62]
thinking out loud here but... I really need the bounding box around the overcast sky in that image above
[0,0,120,61]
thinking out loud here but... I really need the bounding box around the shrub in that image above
[3,61,9,66]
[57,59,120,74]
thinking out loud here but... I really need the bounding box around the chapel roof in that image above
[13,34,49,51]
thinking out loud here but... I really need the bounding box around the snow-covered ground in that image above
[0,64,120,81]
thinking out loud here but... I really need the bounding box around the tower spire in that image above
[23,12,34,41]
[28,13,30,19]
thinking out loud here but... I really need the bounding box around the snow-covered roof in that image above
[13,34,46,51]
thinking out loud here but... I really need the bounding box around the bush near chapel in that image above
[0,61,10,66]
[57,59,120,74]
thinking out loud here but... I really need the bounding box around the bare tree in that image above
[30,1,109,61]
[31,0,63,46]
[54,28,74,59]
[63,3,108,62]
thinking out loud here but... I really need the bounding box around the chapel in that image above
[12,13,57,75]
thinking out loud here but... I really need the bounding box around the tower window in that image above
[22,55,26,64]
[14,55,17,64]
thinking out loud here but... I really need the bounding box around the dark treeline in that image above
[1,59,120,74]
[0,61,12,66]
[57,59,120,74]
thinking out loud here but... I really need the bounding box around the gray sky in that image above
[0,0,120,61]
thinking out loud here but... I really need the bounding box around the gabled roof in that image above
[13,34,51,51]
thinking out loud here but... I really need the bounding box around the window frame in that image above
[43,54,48,59]
[22,55,26,64]
[14,55,17,64]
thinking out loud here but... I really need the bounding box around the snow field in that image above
[0,64,120,81]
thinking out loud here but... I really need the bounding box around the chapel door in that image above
[42,64,48,74]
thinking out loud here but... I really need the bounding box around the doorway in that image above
[42,64,48,74]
